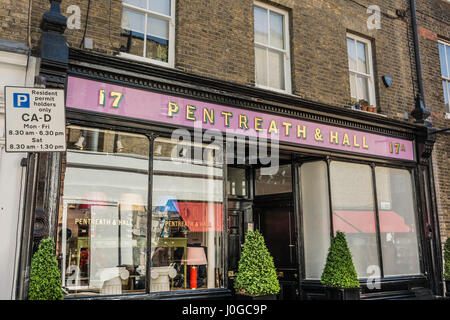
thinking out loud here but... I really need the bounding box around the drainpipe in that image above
[409,0,431,125]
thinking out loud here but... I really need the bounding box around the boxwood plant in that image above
[320,231,360,289]
[234,230,280,296]
[28,238,63,300]
[444,237,450,281]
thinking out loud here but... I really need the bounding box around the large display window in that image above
[301,160,422,280]
[56,127,225,297]
[56,126,149,297]
[151,137,224,291]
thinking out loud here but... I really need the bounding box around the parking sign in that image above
[13,93,30,108]
[4,87,66,152]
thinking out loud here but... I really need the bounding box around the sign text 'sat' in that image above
[4,87,66,152]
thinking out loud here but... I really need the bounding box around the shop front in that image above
[23,49,437,301]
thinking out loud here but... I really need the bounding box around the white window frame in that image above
[254,1,291,94]
[119,0,175,68]
[438,40,450,118]
[346,33,376,107]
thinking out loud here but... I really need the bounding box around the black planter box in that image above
[235,293,277,300]
[324,287,360,300]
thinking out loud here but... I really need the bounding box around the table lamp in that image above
[184,247,207,289]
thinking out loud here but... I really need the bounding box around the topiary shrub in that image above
[444,238,450,281]
[320,231,360,289]
[28,238,63,300]
[234,230,280,296]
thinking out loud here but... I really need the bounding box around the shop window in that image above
[329,161,379,278]
[375,167,421,276]
[438,41,450,115]
[151,137,224,291]
[120,0,175,67]
[255,164,292,196]
[346,34,376,107]
[56,126,150,297]
[254,2,291,93]
[300,161,330,279]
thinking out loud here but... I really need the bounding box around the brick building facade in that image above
[0,0,449,300]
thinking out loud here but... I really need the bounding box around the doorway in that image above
[253,163,299,300]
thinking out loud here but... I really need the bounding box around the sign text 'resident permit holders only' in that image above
[4,87,66,152]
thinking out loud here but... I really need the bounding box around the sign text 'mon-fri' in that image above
[4,87,66,152]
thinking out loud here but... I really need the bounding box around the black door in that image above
[254,194,299,300]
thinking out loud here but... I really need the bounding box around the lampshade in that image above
[183,247,207,266]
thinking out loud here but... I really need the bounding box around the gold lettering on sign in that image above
[203,108,215,124]
[221,111,233,127]
[282,122,292,136]
[330,131,339,145]
[362,136,369,149]
[342,133,351,147]
[297,125,307,139]
[186,105,197,121]
[314,128,323,142]
[353,135,360,148]
[255,117,263,131]
[168,102,179,117]
[239,114,249,130]
[268,120,278,134]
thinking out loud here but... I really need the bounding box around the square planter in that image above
[324,287,360,300]
[235,293,277,300]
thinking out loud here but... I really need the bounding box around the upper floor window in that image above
[346,34,376,107]
[254,2,291,93]
[120,0,175,67]
[438,41,450,115]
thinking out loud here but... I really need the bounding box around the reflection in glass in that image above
[330,161,379,278]
[356,75,370,102]
[151,138,224,291]
[255,46,268,86]
[254,6,268,45]
[443,80,449,108]
[121,0,172,62]
[149,0,171,15]
[268,49,285,90]
[227,167,247,197]
[357,41,368,74]
[446,45,450,77]
[301,161,330,279]
[255,164,291,196]
[123,0,146,9]
[349,74,357,100]
[439,43,448,78]
[347,38,357,71]
[270,11,284,49]
[146,16,169,62]
[57,126,149,297]
[122,8,145,33]
[375,167,421,276]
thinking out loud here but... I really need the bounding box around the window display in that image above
[151,137,224,291]
[56,126,149,297]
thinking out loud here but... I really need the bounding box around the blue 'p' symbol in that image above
[13,93,30,108]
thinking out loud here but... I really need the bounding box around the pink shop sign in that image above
[66,76,415,161]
